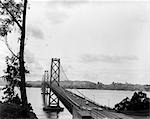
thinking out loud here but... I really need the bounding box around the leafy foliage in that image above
[2,55,21,103]
[0,0,23,35]
[114,91,150,112]
[2,54,29,104]
[0,0,31,115]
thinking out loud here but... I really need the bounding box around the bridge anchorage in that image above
[42,58,64,112]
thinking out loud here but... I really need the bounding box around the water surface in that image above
[0,87,150,119]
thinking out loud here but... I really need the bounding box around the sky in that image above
[0,0,150,84]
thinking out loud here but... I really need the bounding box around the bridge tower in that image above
[43,58,63,112]
[41,70,49,106]
[41,70,49,93]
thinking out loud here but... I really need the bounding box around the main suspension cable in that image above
[60,64,89,101]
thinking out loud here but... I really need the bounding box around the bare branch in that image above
[0,1,22,30]
[4,35,19,58]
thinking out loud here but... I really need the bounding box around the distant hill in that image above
[97,82,150,91]
[1,79,149,91]
[60,81,97,89]
[26,80,150,91]
[26,80,97,89]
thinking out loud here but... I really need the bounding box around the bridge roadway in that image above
[50,83,134,119]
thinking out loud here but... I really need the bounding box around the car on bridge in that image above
[81,106,92,111]
[85,100,89,105]
[93,107,103,111]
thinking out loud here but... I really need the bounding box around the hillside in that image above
[26,80,97,89]
[26,80,150,91]
[97,82,150,91]
[1,79,150,91]
[60,80,97,89]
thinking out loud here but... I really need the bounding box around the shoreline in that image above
[1,80,150,91]
[27,86,150,92]
[1,85,149,92]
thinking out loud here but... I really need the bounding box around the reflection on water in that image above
[26,88,72,119]
[41,92,59,119]
[42,93,47,107]
[43,111,59,119]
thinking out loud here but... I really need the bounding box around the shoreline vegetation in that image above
[0,102,37,119]
[0,84,37,119]
[0,0,31,118]
[114,91,150,116]
[24,80,150,91]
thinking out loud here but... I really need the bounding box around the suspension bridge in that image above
[41,58,134,119]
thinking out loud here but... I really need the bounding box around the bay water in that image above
[0,87,150,119]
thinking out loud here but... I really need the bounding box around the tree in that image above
[0,0,28,114]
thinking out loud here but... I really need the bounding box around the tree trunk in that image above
[19,0,28,111]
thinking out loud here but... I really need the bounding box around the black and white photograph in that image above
[0,0,150,119]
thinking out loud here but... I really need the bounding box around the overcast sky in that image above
[0,0,150,84]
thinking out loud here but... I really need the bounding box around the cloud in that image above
[47,0,89,8]
[80,54,138,64]
[47,11,69,24]
[82,71,99,81]
[27,25,44,39]
[45,0,89,24]
[25,50,43,79]
[25,50,42,70]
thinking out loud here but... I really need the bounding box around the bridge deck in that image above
[50,84,135,119]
